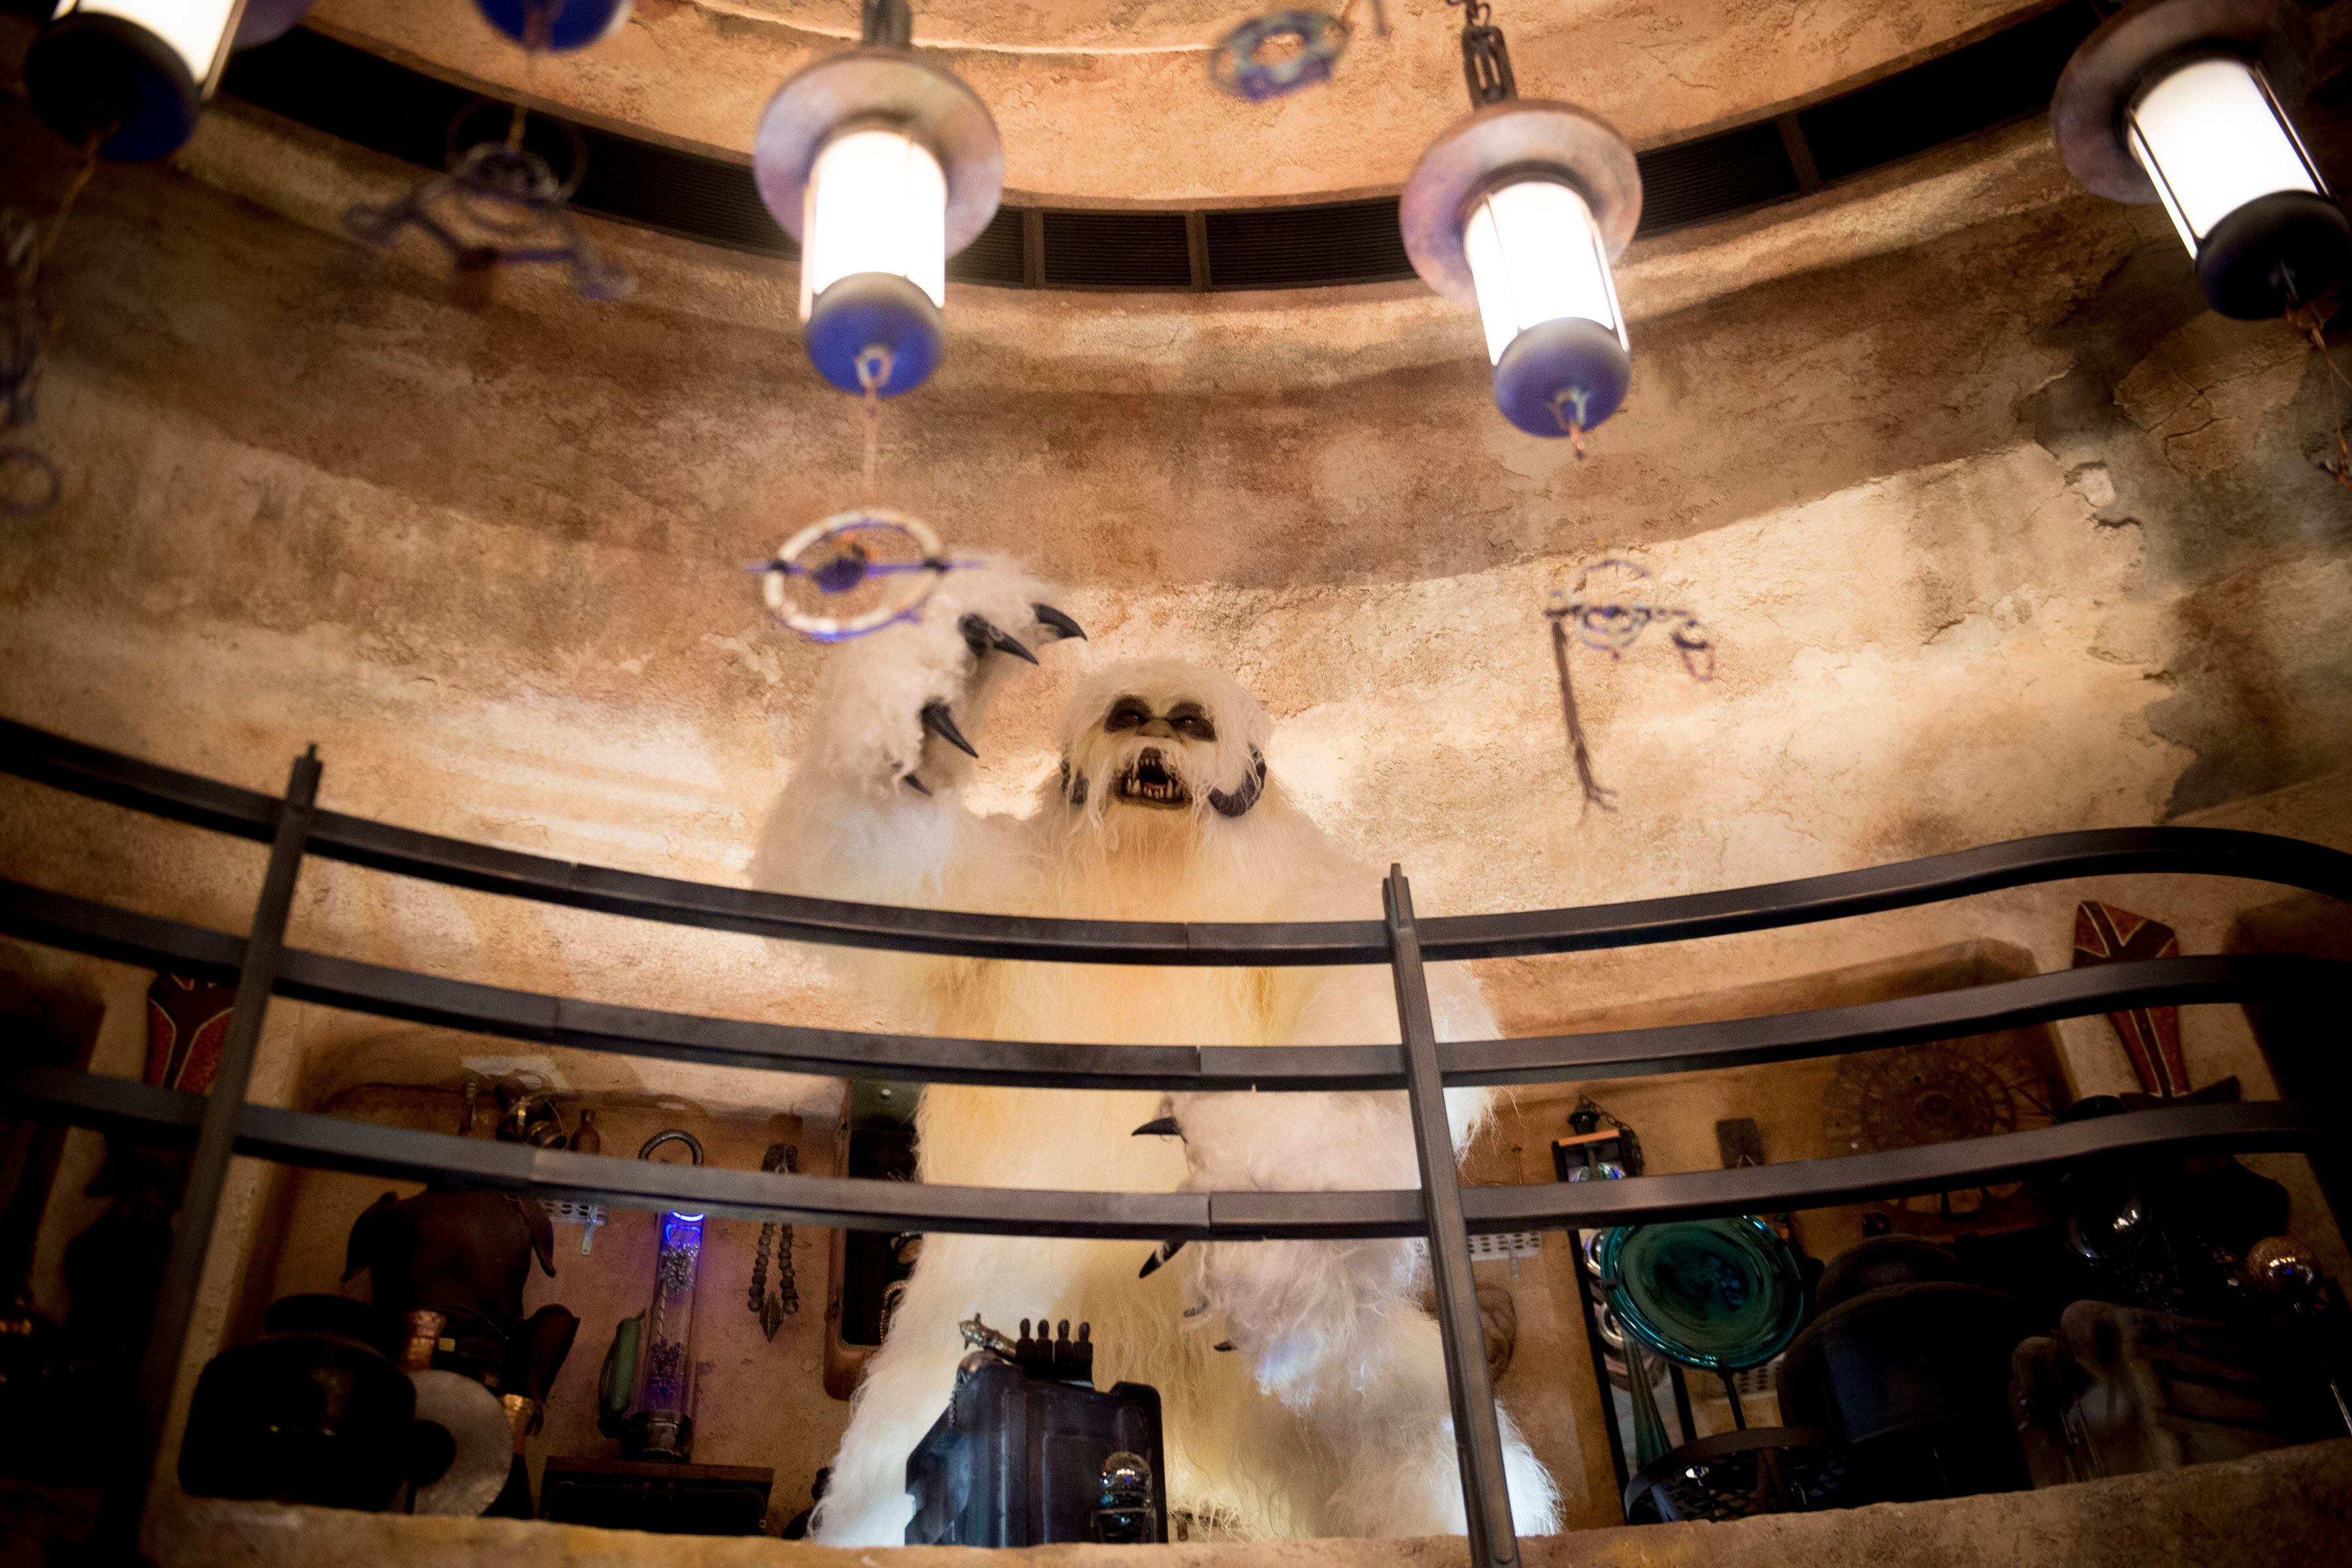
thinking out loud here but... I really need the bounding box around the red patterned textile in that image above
[2070,901,2189,1098]
[144,973,238,1091]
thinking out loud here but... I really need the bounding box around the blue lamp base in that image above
[2196,190,2350,321]
[807,272,945,397]
[1493,316,1632,438]
[474,0,634,52]
[26,13,201,162]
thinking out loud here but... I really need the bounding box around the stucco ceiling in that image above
[306,0,2044,203]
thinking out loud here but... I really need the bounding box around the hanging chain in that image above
[856,345,896,510]
[862,0,914,48]
[1448,0,1516,107]
[749,1142,800,1339]
[2287,295,2352,491]
[1548,388,1590,462]
[512,0,559,147]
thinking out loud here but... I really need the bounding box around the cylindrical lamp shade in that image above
[1463,177,1633,437]
[799,125,949,396]
[27,0,240,159]
[2125,55,2347,317]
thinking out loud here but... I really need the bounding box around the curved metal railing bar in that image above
[0,1060,2323,1239]
[8,875,2347,1094]
[7,717,2350,967]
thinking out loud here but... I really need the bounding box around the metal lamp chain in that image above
[1448,0,1515,107]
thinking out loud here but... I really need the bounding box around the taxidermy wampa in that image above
[755,559,1558,1543]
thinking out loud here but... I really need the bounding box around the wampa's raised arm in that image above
[752,559,1082,915]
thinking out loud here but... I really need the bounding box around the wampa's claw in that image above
[1033,603,1086,642]
[960,613,1039,665]
[921,702,979,759]
[1137,1239,1187,1279]
[1213,1341,1235,1353]
[1132,1117,1182,1139]
[902,773,932,797]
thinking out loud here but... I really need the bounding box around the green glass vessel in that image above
[1593,1216,1805,1371]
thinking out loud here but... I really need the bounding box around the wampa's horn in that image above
[1034,603,1086,641]
[960,613,1038,664]
[921,702,979,759]
[1132,1117,1182,1139]
[1138,1239,1186,1279]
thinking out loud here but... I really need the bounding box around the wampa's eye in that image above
[1168,703,1217,742]
[1105,698,1149,733]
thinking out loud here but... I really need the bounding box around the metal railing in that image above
[1,714,2347,1561]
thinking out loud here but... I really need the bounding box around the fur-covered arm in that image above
[751,557,1077,917]
[1165,957,1501,1402]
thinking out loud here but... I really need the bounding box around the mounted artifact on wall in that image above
[1819,1026,2063,1237]
[2071,900,2192,1098]
[1541,557,1713,813]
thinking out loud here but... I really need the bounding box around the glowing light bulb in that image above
[1462,177,1632,439]
[797,124,951,396]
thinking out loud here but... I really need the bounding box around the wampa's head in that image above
[1053,659,1273,837]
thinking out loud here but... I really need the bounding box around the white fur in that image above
[754,564,1559,1544]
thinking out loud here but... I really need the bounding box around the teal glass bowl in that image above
[1593,1217,1805,1371]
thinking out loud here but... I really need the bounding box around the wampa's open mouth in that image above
[1115,747,1190,808]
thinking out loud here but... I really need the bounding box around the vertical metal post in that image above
[1384,866,1520,1568]
[1565,1226,1633,1514]
[101,747,321,1552]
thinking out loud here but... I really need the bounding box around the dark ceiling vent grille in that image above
[215,3,2117,294]
[949,206,1028,286]
[1633,121,1800,236]
[1799,0,2100,184]
[1205,199,1413,288]
[574,134,794,256]
[1040,209,1192,289]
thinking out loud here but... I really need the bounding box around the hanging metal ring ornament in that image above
[755,511,969,642]
[1209,10,1350,102]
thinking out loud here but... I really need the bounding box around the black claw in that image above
[1132,1117,1182,1139]
[921,702,978,759]
[901,773,932,797]
[1213,1341,1235,1353]
[1137,1238,1187,1279]
[960,613,1039,665]
[1033,603,1086,642]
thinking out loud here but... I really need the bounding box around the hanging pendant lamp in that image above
[26,0,250,160]
[1399,1,1642,448]
[754,0,1003,398]
[2053,0,2347,319]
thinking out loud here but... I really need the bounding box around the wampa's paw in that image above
[822,558,1084,796]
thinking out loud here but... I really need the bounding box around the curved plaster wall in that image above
[310,0,2034,202]
[3,95,2350,1096]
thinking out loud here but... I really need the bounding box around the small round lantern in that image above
[2052,0,2347,319]
[26,0,246,160]
[753,11,1002,398]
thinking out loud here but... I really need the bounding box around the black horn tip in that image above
[1132,1117,1183,1139]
